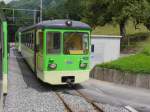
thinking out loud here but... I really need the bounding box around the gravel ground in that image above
[3,48,144,112]
[4,49,104,112]
[4,49,65,112]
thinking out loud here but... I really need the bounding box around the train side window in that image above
[46,32,61,54]
[91,44,94,52]
[30,33,32,48]
[32,33,34,49]
[26,34,28,47]
[24,35,25,45]
[26,34,27,46]
[28,35,29,48]
[29,35,30,48]
[38,32,43,53]
[29,33,31,48]
[26,33,29,47]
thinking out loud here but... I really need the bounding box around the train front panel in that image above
[36,29,91,85]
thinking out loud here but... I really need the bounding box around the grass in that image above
[98,53,150,74]
[92,24,120,35]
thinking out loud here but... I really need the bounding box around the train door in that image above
[36,30,44,77]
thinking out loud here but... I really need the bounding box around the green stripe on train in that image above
[2,21,8,94]
[2,21,8,75]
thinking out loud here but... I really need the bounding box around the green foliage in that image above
[82,0,109,28]
[98,54,150,74]
[64,0,84,20]
[0,1,6,7]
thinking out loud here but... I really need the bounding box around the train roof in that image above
[20,20,92,32]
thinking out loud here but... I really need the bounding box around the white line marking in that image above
[125,105,138,112]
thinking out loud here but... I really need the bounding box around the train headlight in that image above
[80,63,87,68]
[49,64,57,69]
[66,20,72,26]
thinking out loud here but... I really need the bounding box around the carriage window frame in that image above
[29,32,32,48]
[46,31,61,54]
[63,32,89,55]
[31,32,33,49]
[38,31,44,53]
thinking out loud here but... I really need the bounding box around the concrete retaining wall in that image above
[90,67,150,89]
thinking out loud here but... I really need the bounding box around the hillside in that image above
[9,0,65,9]
[92,21,149,35]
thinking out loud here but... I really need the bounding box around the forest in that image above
[1,0,150,42]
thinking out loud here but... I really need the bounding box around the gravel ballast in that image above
[58,91,96,112]
[4,49,65,112]
[95,103,129,112]
[3,48,141,112]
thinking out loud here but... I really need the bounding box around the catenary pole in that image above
[40,0,43,22]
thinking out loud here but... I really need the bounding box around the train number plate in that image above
[66,61,73,64]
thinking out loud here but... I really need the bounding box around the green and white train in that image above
[16,20,91,85]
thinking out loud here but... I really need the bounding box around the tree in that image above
[142,0,150,30]
[64,0,84,20]
[83,0,150,39]
[82,0,110,29]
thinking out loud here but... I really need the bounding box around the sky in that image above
[0,0,13,4]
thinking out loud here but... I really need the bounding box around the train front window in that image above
[64,32,89,55]
[46,32,61,54]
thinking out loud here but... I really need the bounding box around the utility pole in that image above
[12,8,15,23]
[33,10,37,24]
[40,0,43,22]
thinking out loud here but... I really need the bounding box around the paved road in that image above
[81,79,150,112]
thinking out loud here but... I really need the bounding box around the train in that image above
[16,20,92,85]
[0,15,8,94]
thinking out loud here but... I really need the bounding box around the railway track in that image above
[53,86,104,112]
[73,87,139,112]
[53,85,139,112]
[54,91,104,112]
[54,92,73,112]
[73,86,104,112]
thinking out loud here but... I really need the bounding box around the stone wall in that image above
[90,67,150,89]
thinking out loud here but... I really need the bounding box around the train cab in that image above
[20,20,91,85]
